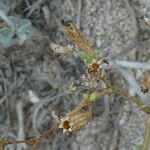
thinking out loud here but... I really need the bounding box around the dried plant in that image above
[0,20,150,150]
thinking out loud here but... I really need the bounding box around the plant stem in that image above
[95,86,150,114]
[142,115,150,150]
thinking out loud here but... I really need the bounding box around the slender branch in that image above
[111,86,144,107]
[0,123,59,149]
[96,86,150,114]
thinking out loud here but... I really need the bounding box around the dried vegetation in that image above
[0,0,150,150]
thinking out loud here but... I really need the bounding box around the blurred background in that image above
[0,0,150,149]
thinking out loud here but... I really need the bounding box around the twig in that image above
[0,75,26,106]
[76,0,82,28]
[25,0,30,8]
[123,0,138,32]
[16,102,27,150]
[111,60,150,70]
[42,5,50,25]
[0,123,59,149]
[26,0,44,17]
[117,67,150,104]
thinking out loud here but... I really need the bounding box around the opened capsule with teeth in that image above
[59,100,92,133]
[87,59,109,74]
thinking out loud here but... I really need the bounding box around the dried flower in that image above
[80,59,108,89]
[50,43,73,54]
[87,59,108,74]
[59,100,92,133]
[61,20,95,57]
[141,75,150,93]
